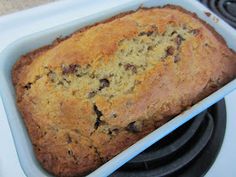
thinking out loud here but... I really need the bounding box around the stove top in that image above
[200,0,236,28]
[112,100,226,177]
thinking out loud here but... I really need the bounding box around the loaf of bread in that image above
[12,5,236,177]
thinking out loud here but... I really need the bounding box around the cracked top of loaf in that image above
[12,5,236,177]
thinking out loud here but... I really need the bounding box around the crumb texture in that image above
[12,5,236,177]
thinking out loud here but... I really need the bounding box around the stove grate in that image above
[200,0,236,28]
[111,100,226,177]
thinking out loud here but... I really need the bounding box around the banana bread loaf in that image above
[12,5,236,177]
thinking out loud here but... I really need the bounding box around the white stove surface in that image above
[0,0,235,176]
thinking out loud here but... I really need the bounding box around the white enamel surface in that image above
[206,91,236,177]
[0,98,25,177]
[0,0,235,177]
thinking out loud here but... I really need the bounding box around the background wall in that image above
[0,0,59,15]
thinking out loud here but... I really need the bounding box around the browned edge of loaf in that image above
[12,4,236,176]
[12,4,236,85]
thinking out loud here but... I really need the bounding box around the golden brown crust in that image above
[12,5,236,177]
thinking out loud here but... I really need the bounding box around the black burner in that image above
[200,0,236,28]
[111,99,226,177]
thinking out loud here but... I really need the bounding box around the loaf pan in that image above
[0,0,236,176]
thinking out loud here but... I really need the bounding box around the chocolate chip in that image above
[67,150,73,156]
[108,129,112,135]
[106,127,119,136]
[151,25,158,31]
[175,36,181,46]
[107,95,113,99]
[174,55,181,63]
[88,91,97,98]
[86,64,91,69]
[146,31,153,36]
[66,134,72,144]
[63,78,71,84]
[94,118,102,129]
[93,104,103,118]
[99,79,110,90]
[93,104,103,129]
[58,81,64,85]
[24,82,32,90]
[90,73,95,79]
[124,63,137,74]
[175,35,185,47]
[72,90,76,96]
[171,31,177,36]
[138,31,153,36]
[112,128,119,133]
[166,46,175,56]
[35,75,41,80]
[110,112,117,118]
[126,121,141,133]
[190,29,200,35]
[139,32,146,36]
[147,46,154,50]
[62,64,78,74]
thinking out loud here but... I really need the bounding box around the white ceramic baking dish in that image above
[0,0,236,176]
